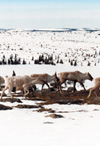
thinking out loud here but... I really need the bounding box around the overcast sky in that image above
[0,0,100,29]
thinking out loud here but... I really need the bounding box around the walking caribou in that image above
[58,71,93,91]
[0,73,57,99]
[30,73,57,90]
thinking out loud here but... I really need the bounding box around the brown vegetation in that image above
[26,89,100,105]
[1,88,100,106]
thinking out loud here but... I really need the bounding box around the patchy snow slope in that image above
[0,29,100,66]
[0,64,99,146]
[0,28,100,146]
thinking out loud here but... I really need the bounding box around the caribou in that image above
[0,75,33,99]
[23,77,50,97]
[88,77,100,98]
[0,70,94,99]
[0,73,56,99]
[58,71,93,91]
[30,73,57,90]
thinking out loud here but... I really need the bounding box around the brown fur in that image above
[23,77,50,97]
[58,71,93,91]
[30,73,57,89]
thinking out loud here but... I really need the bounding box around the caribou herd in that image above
[0,70,100,99]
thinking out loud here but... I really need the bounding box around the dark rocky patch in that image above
[58,110,88,113]
[0,104,12,110]
[37,107,55,113]
[93,109,99,111]
[14,104,42,109]
[45,114,64,118]
[0,98,22,103]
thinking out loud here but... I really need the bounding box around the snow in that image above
[0,28,100,66]
[0,29,100,146]
[0,64,99,146]
[0,101,100,146]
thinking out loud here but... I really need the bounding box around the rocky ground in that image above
[0,89,100,113]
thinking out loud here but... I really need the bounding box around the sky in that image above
[0,0,100,29]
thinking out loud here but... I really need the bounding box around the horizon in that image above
[0,28,100,31]
[0,0,100,29]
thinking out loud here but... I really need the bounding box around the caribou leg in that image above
[73,81,77,92]
[8,87,14,98]
[88,87,98,98]
[1,86,9,99]
[79,82,86,90]
[41,80,50,90]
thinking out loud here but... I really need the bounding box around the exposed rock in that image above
[45,114,64,118]
[14,104,42,109]
[37,107,55,113]
[58,110,88,113]
[0,104,12,110]
[93,109,99,111]
[43,122,53,124]
[0,98,22,103]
